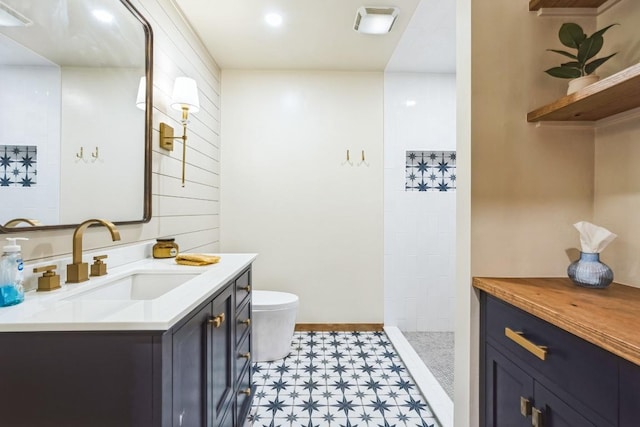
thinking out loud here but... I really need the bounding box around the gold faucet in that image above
[66,219,121,283]
[3,218,41,227]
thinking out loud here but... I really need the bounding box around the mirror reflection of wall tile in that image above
[0,145,37,187]
[405,150,456,192]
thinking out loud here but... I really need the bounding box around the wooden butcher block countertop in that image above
[473,277,640,366]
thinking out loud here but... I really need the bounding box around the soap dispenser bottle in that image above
[0,237,28,307]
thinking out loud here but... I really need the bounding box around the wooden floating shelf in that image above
[529,0,608,10]
[527,63,640,122]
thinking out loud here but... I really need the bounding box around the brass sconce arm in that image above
[160,76,199,188]
[159,106,191,187]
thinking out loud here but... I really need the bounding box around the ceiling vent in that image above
[0,1,31,27]
[354,6,399,35]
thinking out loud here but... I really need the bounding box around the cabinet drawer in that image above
[236,300,251,344]
[235,270,251,308]
[236,331,251,381]
[483,294,618,425]
[236,365,253,425]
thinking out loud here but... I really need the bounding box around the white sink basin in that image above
[65,272,199,301]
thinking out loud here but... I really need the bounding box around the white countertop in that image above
[0,253,257,332]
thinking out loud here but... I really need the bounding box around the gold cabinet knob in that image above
[239,318,251,326]
[239,388,251,396]
[241,285,251,293]
[239,352,250,359]
[209,312,225,328]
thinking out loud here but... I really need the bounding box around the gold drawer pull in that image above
[505,328,547,361]
[532,407,543,427]
[241,285,251,293]
[240,388,251,396]
[239,318,251,326]
[208,313,225,328]
[520,396,531,417]
[239,352,251,359]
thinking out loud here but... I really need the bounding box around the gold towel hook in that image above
[91,147,99,159]
[358,149,369,167]
[342,149,353,166]
[76,147,84,159]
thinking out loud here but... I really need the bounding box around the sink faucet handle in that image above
[33,265,61,292]
[90,255,109,277]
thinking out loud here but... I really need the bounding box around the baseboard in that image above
[294,323,384,332]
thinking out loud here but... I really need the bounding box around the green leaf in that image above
[545,66,582,79]
[591,23,619,39]
[559,23,586,49]
[585,52,617,74]
[577,35,604,63]
[547,49,577,60]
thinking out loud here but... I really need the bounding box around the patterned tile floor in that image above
[248,331,442,427]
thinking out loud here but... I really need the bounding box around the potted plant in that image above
[545,22,618,94]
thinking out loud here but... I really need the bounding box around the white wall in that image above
[384,72,456,332]
[0,66,60,225]
[12,0,221,284]
[220,70,384,324]
[59,67,145,224]
[593,0,640,287]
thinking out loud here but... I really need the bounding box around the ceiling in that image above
[173,0,456,72]
[0,0,145,67]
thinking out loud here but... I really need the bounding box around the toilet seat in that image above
[253,290,298,311]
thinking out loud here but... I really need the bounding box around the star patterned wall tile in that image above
[0,145,37,187]
[248,331,441,427]
[405,151,455,192]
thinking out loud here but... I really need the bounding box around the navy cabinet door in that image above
[485,344,534,427]
[173,302,212,427]
[534,382,596,427]
[620,359,640,427]
[209,286,234,426]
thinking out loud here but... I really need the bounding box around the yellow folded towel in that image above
[175,254,221,266]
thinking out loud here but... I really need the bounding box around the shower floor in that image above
[401,332,454,400]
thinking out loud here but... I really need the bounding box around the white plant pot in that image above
[567,75,600,95]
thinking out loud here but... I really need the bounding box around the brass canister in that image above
[153,238,179,258]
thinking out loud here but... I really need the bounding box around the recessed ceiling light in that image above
[0,1,31,27]
[354,7,399,35]
[92,9,114,24]
[264,12,283,27]
[405,100,417,107]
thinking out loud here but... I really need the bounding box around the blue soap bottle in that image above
[0,237,28,307]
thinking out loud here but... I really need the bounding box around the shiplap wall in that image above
[17,0,221,268]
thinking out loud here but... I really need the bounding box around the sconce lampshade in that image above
[135,76,146,110]
[170,77,200,113]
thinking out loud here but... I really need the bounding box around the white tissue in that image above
[573,221,617,253]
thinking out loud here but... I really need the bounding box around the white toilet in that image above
[252,290,299,362]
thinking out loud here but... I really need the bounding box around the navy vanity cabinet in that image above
[172,302,212,427]
[172,268,251,427]
[172,285,234,427]
[234,268,253,425]
[480,292,617,427]
[0,265,253,427]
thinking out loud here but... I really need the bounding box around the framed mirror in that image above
[0,0,153,232]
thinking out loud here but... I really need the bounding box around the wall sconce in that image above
[159,77,200,187]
